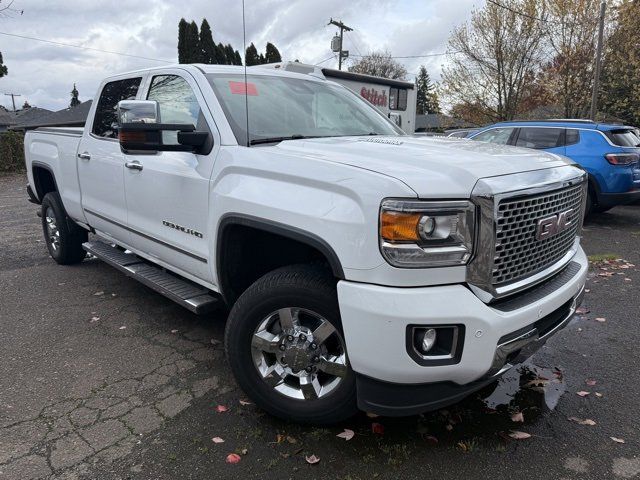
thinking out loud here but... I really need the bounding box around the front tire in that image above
[224,265,357,424]
[41,192,88,265]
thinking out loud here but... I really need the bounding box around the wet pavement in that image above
[1,172,639,480]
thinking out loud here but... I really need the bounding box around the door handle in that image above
[77,152,91,161]
[125,161,143,171]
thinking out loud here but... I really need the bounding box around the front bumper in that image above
[337,246,588,416]
[597,188,640,208]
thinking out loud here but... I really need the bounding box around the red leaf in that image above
[371,422,385,435]
[336,429,355,441]
[212,437,225,443]
[576,391,590,397]
[226,453,241,464]
[215,405,228,413]
[585,379,597,386]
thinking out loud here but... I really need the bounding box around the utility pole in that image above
[328,18,353,70]
[4,93,21,112]
[590,1,606,121]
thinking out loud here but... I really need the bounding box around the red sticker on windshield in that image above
[229,81,258,95]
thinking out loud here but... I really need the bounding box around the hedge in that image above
[0,131,25,173]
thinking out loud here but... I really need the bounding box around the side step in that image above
[82,240,220,315]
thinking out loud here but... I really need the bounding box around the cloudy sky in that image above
[0,0,483,112]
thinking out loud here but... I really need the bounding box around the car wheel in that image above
[225,265,357,425]
[41,192,88,265]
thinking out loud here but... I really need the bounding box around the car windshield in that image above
[207,74,402,145]
[605,128,640,147]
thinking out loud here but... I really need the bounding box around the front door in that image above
[78,77,143,243]
[122,71,217,283]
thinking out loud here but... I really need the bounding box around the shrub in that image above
[0,131,25,173]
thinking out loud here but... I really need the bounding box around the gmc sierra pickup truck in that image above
[25,63,588,424]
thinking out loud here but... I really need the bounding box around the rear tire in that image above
[224,265,357,425]
[41,192,88,265]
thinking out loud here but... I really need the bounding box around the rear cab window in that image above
[92,77,142,138]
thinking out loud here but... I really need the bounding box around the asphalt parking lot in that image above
[1,172,639,480]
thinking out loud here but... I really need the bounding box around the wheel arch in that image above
[216,214,345,306]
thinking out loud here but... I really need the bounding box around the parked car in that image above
[470,120,640,214]
[25,64,587,424]
[445,128,479,138]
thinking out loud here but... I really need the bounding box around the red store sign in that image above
[360,87,388,107]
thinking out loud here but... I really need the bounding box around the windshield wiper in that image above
[249,134,315,146]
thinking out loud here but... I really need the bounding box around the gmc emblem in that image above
[535,209,574,240]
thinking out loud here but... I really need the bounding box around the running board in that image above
[82,240,220,315]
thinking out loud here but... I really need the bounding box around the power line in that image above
[314,54,337,66]
[350,51,460,59]
[0,31,173,64]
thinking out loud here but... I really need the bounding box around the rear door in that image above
[78,77,143,244]
[122,70,218,283]
[512,127,566,155]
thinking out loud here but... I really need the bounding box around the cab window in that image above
[92,77,142,138]
[473,127,515,145]
[147,75,206,145]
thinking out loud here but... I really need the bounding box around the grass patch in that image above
[587,253,619,263]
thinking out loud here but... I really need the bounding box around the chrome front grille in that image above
[493,183,584,285]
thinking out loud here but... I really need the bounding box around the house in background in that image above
[0,107,54,132]
[415,113,476,133]
[10,101,92,131]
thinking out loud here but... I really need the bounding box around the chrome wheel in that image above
[251,307,348,400]
[45,207,60,251]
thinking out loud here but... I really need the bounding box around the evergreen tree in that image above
[265,42,282,63]
[415,65,440,114]
[70,83,81,108]
[233,50,243,66]
[199,19,217,64]
[0,51,7,78]
[259,53,266,65]
[225,44,236,65]
[245,43,259,66]
[177,18,189,63]
[22,100,31,109]
[216,42,227,64]
[186,21,201,63]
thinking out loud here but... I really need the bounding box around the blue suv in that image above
[469,120,640,214]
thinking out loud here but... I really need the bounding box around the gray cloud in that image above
[0,0,481,110]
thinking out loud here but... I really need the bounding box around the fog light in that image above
[421,328,437,353]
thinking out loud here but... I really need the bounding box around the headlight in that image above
[379,200,475,267]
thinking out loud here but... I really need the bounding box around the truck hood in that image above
[274,135,573,197]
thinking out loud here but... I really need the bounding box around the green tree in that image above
[199,19,217,64]
[601,0,640,125]
[186,21,201,63]
[245,42,260,66]
[225,44,236,65]
[265,42,282,63]
[177,18,189,63]
[233,50,243,66]
[0,51,7,78]
[415,66,440,114]
[70,83,80,108]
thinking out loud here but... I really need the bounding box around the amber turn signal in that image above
[380,211,421,242]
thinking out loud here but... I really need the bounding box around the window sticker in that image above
[229,81,258,96]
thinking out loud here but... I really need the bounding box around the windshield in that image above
[605,129,640,147]
[207,74,403,145]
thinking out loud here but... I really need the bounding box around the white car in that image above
[25,64,588,424]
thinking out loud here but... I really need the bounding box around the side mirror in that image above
[117,100,209,154]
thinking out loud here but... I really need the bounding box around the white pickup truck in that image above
[25,63,588,424]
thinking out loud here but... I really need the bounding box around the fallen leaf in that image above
[371,422,384,435]
[585,379,597,386]
[171,329,179,334]
[276,434,285,444]
[624,278,631,282]
[584,289,590,293]
[240,448,248,455]
[457,441,469,452]
[568,417,596,426]
[595,317,606,322]
[285,436,297,444]
[94,291,105,296]
[595,392,603,398]
[610,437,625,444]
[90,316,100,322]
[511,412,525,423]
[215,405,228,413]
[576,391,590,397]
[226,453,241,464]
[336,429,355,441]
[119,326,126,330]
[366,412,379,418]
[212,437,225,444]
[424,435,439,445]
[576,307,590,315]
[305,454,320,464]
[508,431,531,440]
[239,399,252,406]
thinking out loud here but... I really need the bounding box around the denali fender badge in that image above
[535,209,574,240]
[162,220,203,239]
